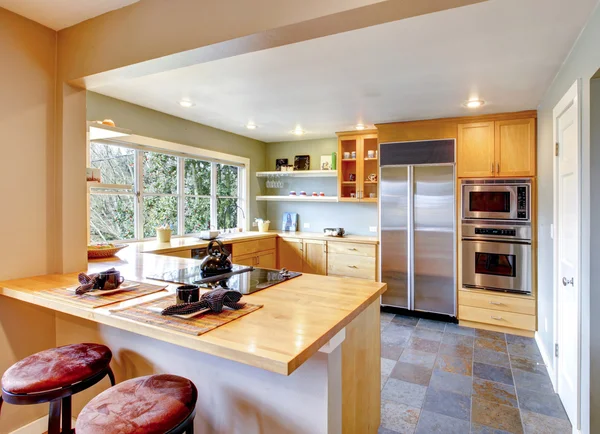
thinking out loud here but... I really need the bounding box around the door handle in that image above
[497,163,500,174]
[562,277,574,287]
[491,163,494,174]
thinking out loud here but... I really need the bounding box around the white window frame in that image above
[88,133,250,243]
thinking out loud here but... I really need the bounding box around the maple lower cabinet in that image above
[495,118,536,177]
[457,117,536,178]
[328,241,377,280]
[302,239,327,275]
[277,238,304,272]
[457,122,495,178]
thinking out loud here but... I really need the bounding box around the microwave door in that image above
[463,185,517,220]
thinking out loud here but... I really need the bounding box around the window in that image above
[89,142,246,243]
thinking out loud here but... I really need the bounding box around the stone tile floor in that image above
[379,312,572,434]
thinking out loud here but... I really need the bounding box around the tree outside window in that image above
[89,142,244,243]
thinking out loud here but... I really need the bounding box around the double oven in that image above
[461,179,532,295]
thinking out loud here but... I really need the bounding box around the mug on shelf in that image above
[367,150,375,158]
[351,151,356,159]
[343,152,350,159]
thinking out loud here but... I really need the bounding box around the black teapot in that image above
[200,240,233,276]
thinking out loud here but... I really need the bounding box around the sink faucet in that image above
[235,204,246,220]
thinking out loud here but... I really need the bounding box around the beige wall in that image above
[0,7,56,279]
[0,9,58,432]
[86,92,267,224]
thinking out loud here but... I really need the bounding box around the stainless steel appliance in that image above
[461,223,532,294]
[462,179,531,221]
[380,139,456,316]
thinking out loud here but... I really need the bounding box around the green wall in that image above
[264,138,378,235]
[86,92,267,224]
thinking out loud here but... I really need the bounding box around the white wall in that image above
[536,3,600,432]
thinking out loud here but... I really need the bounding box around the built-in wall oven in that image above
[461,224,532,295]
[461,178,533,295]
[462,179,531,221]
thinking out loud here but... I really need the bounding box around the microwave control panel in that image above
[517,186,528,219]
[475,228,517,237]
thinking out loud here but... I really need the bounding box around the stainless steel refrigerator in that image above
[379,139,456,316]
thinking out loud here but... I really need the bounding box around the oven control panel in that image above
[517,186,528,219]
[475,228,517,237]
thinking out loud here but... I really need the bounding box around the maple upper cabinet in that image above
[495,118,536,177]
[337,131,379,202]
[457,117,536,178]
[457,122,495,178]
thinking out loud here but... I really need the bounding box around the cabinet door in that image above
[495,118,536,177]
[457,122,495,178]
[361,134,379,202]
[256,250,277,269]
[277,238,303,272]
[338,136,360,201]
[303,240,327,275]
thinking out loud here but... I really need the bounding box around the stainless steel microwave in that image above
[461,179,531,222]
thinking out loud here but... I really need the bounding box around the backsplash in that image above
[263,138,378,236]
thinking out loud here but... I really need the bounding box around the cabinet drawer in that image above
[328,253,375,280]
[327,241,376,257]
[233,238,276,256]
[459,290,535,315]
[234,249,276,268]
[459,305,535,331]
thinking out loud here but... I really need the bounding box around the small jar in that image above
[176,285,199,304]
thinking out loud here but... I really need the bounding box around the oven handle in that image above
[462,237,531,245]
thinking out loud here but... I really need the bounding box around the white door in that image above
[553,80,580,427]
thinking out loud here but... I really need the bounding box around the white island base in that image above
[52,301,380,434]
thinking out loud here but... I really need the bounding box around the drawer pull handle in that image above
[491,316,503,321]
[489,301,503,306]
[349,248,358,251]
[348,265,358,269]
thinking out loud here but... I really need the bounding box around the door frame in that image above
[552,79,582,429]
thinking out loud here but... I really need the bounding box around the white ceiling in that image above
[89,0,598,143]
[0,0,139,30]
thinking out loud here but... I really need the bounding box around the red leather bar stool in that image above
[76,374,197,434]
[0,343,115,434]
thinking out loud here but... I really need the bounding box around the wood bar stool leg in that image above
[61,395,72,434]
[48,400,62,434]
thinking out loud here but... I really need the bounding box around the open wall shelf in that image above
[256,170,337,178]
[256,195,339,203]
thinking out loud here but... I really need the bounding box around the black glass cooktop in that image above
[147,265,301,295]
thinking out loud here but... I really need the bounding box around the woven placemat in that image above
[39,281,167,309]
[110,296,263,336]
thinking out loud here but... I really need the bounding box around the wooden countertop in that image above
[126,231,378,255]
[0,239,386,376]
[269,231,379,245]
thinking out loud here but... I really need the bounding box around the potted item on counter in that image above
[156,223,172,242]
[255,218,270,232]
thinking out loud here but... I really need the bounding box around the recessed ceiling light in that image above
[355,124,366,130]
[292,127,305,136]
[178,100,195,108]
[464,99,485,109]
[246,123,257,130]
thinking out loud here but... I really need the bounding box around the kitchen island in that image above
[0,234,386,433]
